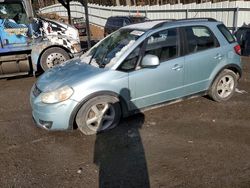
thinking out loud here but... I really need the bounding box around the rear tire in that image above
[209,69,237,102]
[75,95,121,135]
[40,47,70,71]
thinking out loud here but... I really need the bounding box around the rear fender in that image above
[208,64,242,89]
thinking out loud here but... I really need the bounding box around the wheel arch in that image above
[31,44,72,73]
[68,90,129,130]
[209,64,242,90]
[37,45,71,72]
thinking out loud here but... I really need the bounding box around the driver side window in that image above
[145,28,179,62]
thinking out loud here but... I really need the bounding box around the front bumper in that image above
[30,92,79,130]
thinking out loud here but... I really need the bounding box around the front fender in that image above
[31,41,49,72]
[68,90,130,130]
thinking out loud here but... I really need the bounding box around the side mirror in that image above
[141,54,160,68]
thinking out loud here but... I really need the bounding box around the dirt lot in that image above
[0,58,250,188]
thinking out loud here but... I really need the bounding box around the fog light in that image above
[39,119,53,129]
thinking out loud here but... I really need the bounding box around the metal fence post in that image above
[233,7,239,33]
[186,9,189,19]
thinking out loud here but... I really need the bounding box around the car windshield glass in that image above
[130,17,147,23]
[80,29,144,68]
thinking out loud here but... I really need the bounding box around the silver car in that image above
[30,19,242,135]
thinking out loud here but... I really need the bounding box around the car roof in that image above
[123,20,166,30]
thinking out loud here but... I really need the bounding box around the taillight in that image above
[234,45,241,55]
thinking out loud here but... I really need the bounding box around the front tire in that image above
[75,95,121,135]
[40,47,70,71]
[209,69,238,102]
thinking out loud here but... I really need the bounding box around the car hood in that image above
[36,59,106,92]
[40,18,80,42]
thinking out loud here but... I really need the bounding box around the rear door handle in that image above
[172,64,183,71]
[214,53,223,60]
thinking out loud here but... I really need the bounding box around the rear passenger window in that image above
[185,26,218,54]
[145,28,179,62]
[217,24,235,43]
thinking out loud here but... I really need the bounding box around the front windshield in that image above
[81,29,144,68]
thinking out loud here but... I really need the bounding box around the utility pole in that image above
[56,0,91,49]
[58,0,72,24]
[78,0,91,49]
[116,0,121,6]
[126,0,131,6]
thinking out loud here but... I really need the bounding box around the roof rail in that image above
[149,18,218,30]
[151,19,176,29]
[176,18,218,22]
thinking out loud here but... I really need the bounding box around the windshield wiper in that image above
[89,48,101,67]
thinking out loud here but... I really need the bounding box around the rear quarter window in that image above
[217,24,235,43]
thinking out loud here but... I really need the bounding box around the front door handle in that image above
[172,64,183,71]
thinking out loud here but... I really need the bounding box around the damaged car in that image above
[31,18,242,135]
[0,0,81,78]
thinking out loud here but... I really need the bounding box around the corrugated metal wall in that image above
[40,1,250,30]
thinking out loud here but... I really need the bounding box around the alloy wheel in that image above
[86,103,116,132]
[216,75,235,98]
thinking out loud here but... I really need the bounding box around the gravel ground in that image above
[0,58,250,188]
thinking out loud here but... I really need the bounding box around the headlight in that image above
[41,86,74,104]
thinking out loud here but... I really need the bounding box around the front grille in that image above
[33,84,42,97]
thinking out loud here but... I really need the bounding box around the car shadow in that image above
[2,74,31,80]
[93,88,150,188]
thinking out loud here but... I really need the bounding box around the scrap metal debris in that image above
[77,167,83,174]
[235,88,248,94]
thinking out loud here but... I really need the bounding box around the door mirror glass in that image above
[141,54,160,68]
